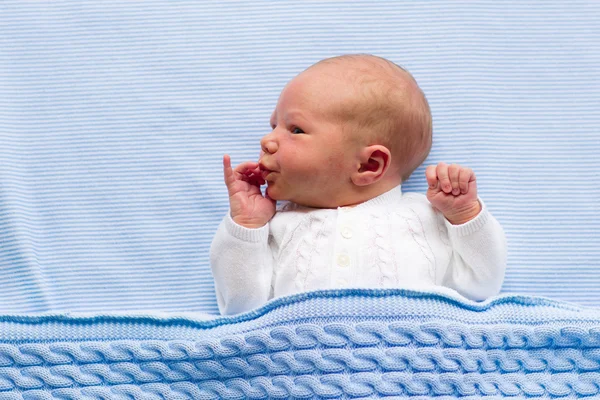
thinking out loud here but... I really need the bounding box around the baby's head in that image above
[259,54,432,208]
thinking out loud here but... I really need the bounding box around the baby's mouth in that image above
[260,168,274,180]
[258,163,275,179]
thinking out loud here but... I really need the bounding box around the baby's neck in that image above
[294,178,401,209]
[339,179,401,207]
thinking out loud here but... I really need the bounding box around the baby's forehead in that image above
[274,56,411,120]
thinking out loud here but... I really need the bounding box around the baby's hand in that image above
[425,162,481,225]
[223,155,276,228]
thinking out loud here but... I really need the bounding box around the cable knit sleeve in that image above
[441,199,507,301]
[210,213,273,315]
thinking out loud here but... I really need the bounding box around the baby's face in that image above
[259,67,361,208]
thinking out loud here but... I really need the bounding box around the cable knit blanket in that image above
[1,289,599,399]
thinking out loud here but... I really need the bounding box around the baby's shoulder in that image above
[398,192,434,210]
[394,192,442,221]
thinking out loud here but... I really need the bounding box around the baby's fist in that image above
[223,155,276,228]
[426,162,481,225]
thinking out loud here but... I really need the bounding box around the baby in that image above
[210,54,507,315]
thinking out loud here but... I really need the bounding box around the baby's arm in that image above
[426,163,507,300]
[210,215,273,315]
[210,155,277,315]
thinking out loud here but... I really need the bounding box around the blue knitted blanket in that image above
[1,289,599,399]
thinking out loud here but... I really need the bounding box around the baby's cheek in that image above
[297,154,328,175]
[326,151,347,173]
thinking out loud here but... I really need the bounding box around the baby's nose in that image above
[260,134,278,154]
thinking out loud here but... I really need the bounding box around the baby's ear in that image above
[351,145,391,187]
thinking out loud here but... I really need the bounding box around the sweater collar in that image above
[338,185,403,212]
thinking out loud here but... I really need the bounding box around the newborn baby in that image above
[211,54,507,315]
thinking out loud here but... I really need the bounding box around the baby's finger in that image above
[241,165,261,177]
[436,162,452,193]
[234,161,259,174]
[458,167,475,194]
[425,165,438,189]
[245,170,265,186]
[448,164,460,195]
[223,155,236,188]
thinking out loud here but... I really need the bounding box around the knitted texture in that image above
[212,189,507,314]
[0,289,598,399]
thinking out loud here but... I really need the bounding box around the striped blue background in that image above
[1,1,599,314]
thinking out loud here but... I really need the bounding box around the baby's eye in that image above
[291,127,305,134]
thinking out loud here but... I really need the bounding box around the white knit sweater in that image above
[210,186,507,315]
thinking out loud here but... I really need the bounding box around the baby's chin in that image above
[266,182,339,208]
[265,183,284,201]
[265,184,299,205]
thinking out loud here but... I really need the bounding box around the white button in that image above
[337,278,347,287]
[341,227,353,239]
[337,254,350,267]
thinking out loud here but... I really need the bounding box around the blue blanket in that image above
[1,289,599,398]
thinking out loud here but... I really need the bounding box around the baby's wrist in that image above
[443,201,482,225]
[232,215,269,229]
[225,213,269,243]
